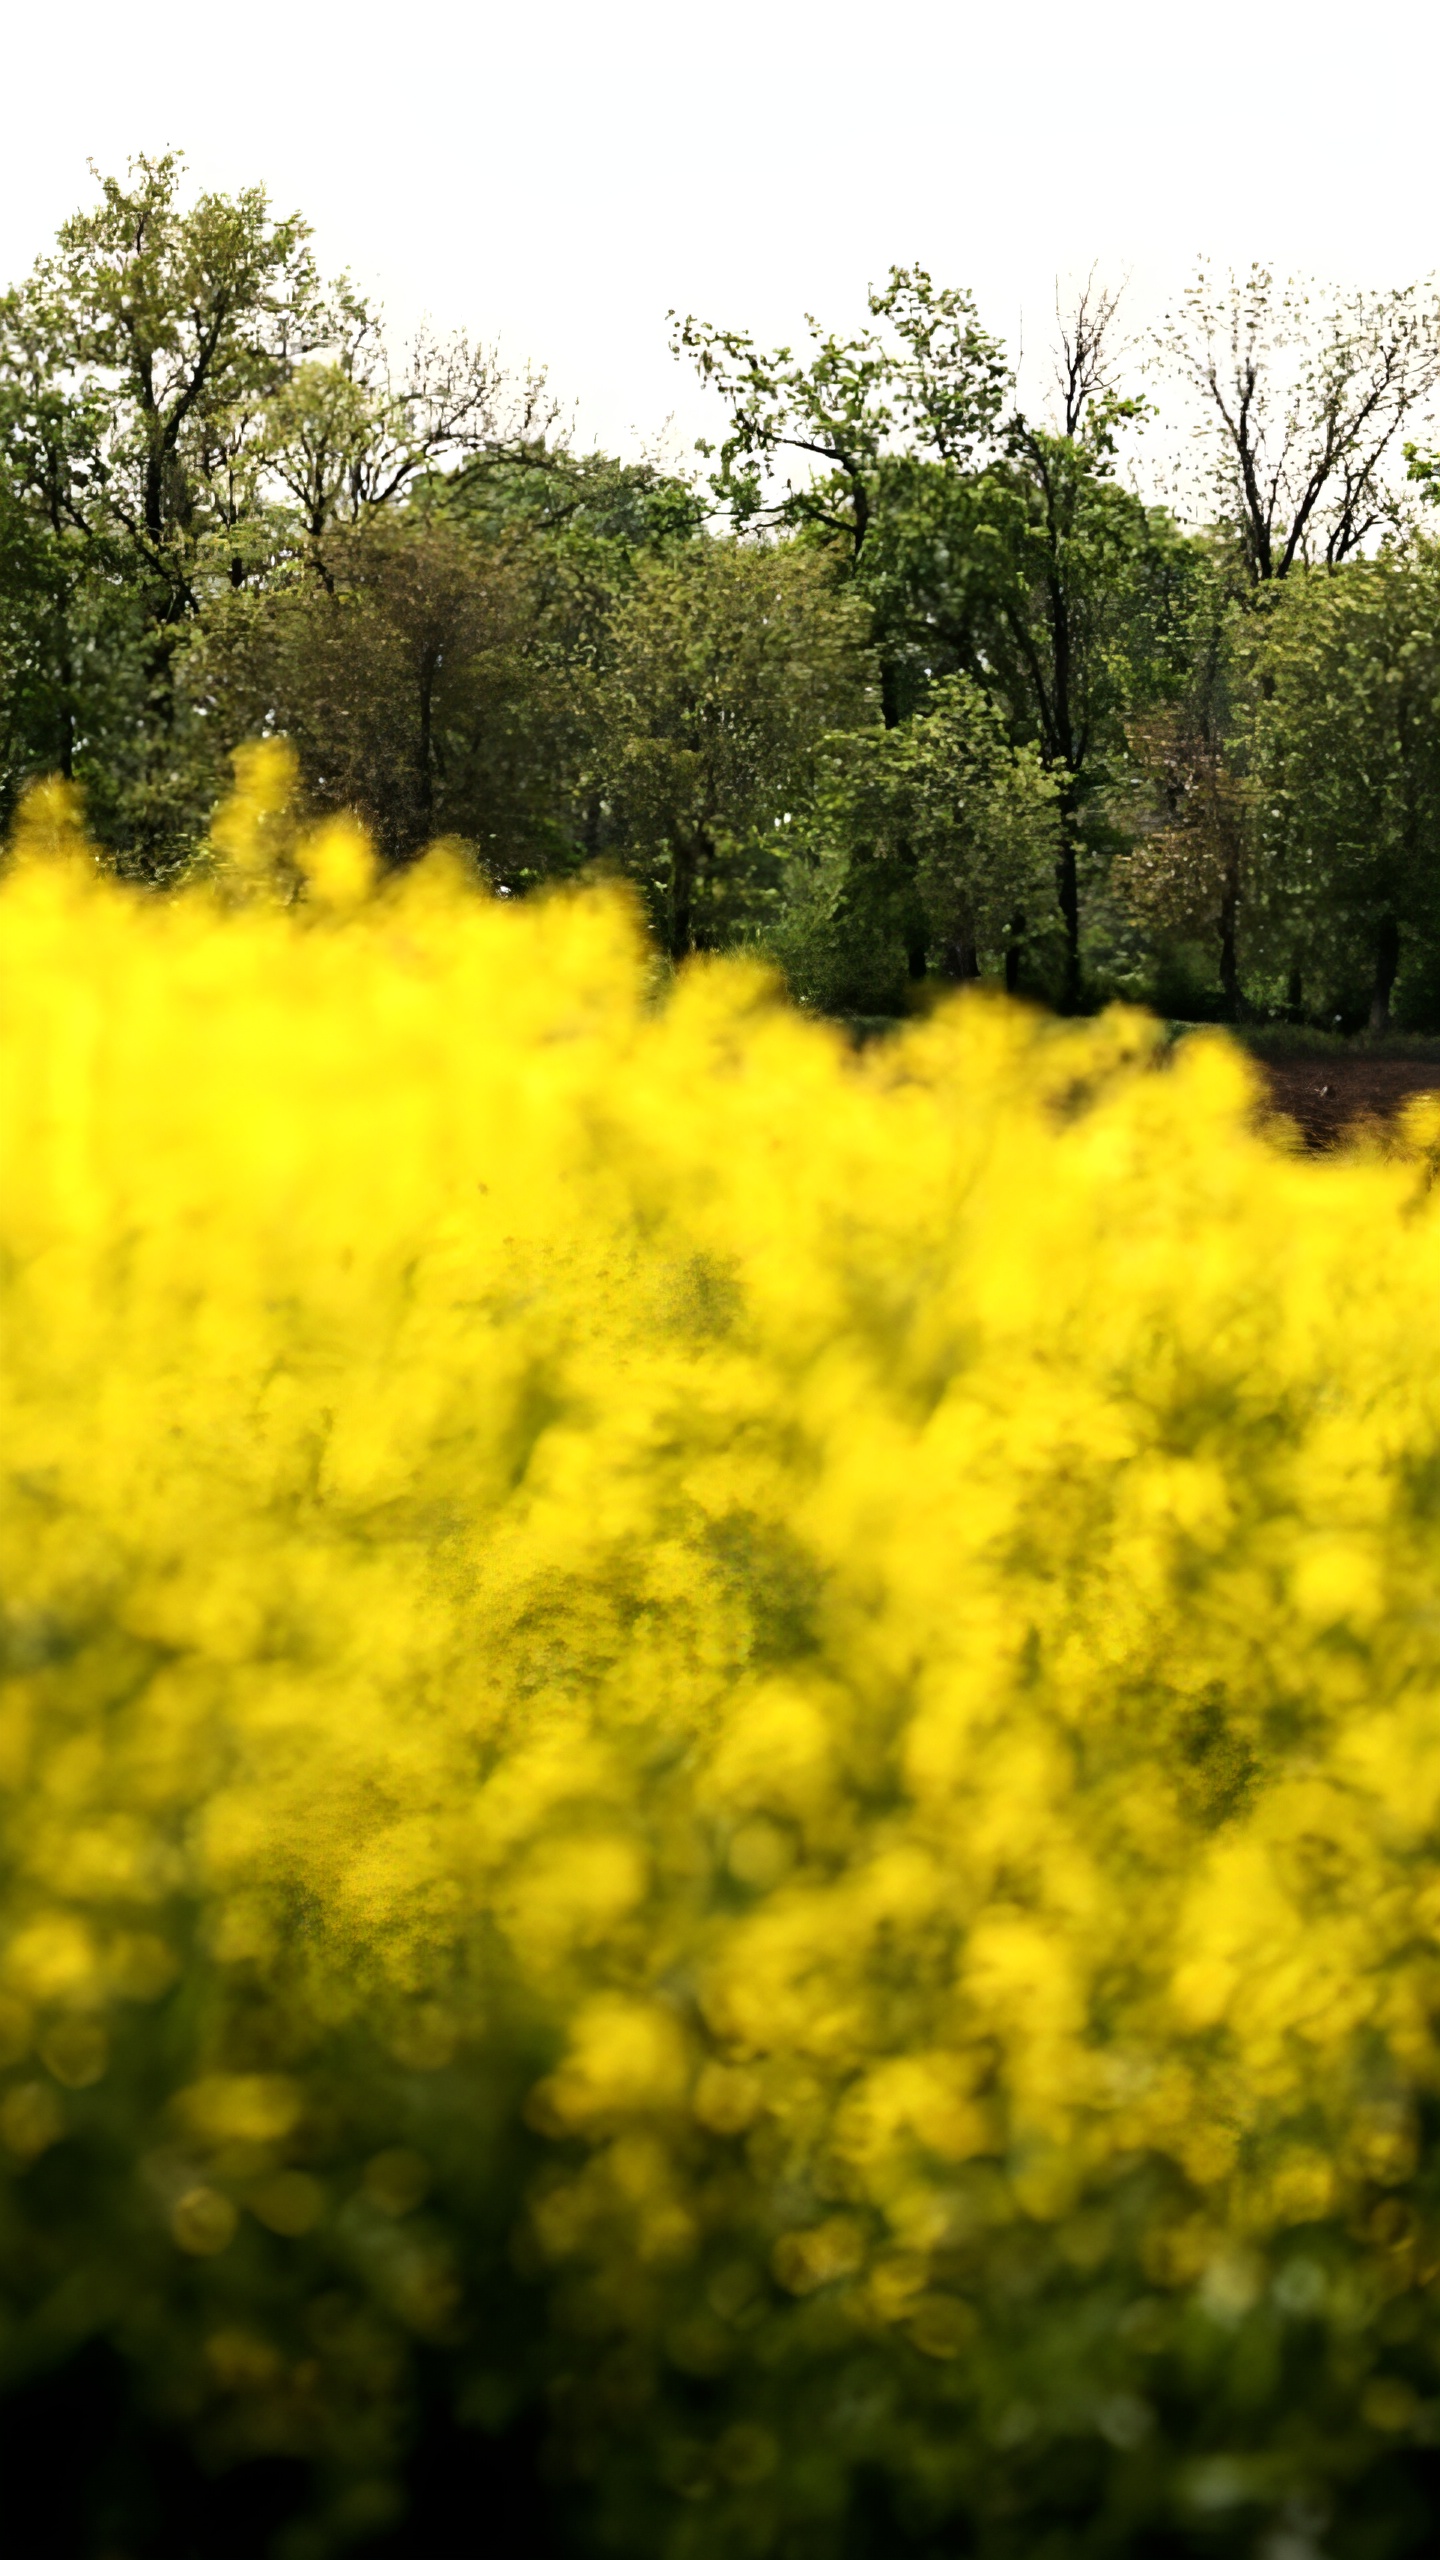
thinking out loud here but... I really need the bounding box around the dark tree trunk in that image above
[941,937,980,980]
[671,828,710,962]
[671,846,695,961]
[1286,960,1304,1021]
[1057,807,1081,1011]
[146,625,176,741]
[416,647,439,836]
[144,436,164,545]
[1035,441,1082,1011]
[55,609,74,782]
[906,928,928,981]
[1369,914,1400,1037]
[1005,913,1025,996]
[1218,853,1241,1023]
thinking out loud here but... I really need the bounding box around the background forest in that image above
[2,155,1439,1030]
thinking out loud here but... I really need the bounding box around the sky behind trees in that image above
[2,0,1435,458]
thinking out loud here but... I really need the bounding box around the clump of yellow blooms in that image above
[5,745,1440,2555]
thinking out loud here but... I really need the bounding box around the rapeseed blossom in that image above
[4,749,1440,2554]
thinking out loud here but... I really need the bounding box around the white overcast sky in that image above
[1,0,1435,465]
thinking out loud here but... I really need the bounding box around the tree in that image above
[1159,266,1440,581]
[433,443,709,721]
[1,156,333,622]
[193,442,716,882]
[1407,439,1440,513]
[0,155,539,866]
[251,323,555,558]
[0,411,98,810]
[771,674,1059,1012]
[0,155,335,861]
[0,275,155,831]
[855,351,1203,1002]
[969,411,1200,1006]
[1240,543,1440,1031]
[673,269,1008,725]
[594,539,872,960]
[193,516,564,873]
[681,275,1202,1003]
[1111,624,1254,1020]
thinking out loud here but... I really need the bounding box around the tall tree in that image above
[674,269,1008,726]
[1111,577,1255,1021]
[594,539,871,961]
[194,517,567,874]
[1,156,333,625]
[0,156,536,863]
[846,290,1201,1005]
[1159,266,1440,581]
[1240,543,1440,1031]
[772,673,1059,1012]
[680,275,1200,1002]
[980,417,1203,1007]
[250,323,554,559]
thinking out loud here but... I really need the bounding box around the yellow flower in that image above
[8,754,1440,2516]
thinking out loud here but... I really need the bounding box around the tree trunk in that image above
[55,607,74,782]
[671,832,706,963]
[1369,914,1400,1037]
[416,650,437,837]
[1057,807,1081,1011]
[146,624,176,741]
[1218,841,1241,1023]
[1005,912,1025,995]
[941,937,980,980]
[144,428,165,545]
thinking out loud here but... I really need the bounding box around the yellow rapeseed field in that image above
[4,747,1440,2554]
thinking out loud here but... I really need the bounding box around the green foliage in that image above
[3,164,1440,1015]
[767,676,1060,1010]
[0,156,541,868]
[1107,565,1255,1018]
[191,517,576,876]
[680,277,1208,1000]
[673,266,1009,566]
[1240,543,1440,1029]
[591,539,873,958]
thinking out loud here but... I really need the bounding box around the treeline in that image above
[2,156,1439,1027]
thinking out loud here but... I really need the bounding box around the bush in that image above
[7,754,1440,2556]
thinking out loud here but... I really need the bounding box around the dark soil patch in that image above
[1256,1053,1440,1150]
